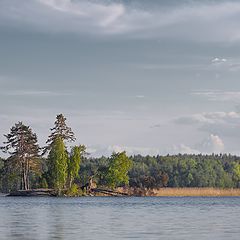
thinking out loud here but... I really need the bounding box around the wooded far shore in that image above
[1,114,240,197]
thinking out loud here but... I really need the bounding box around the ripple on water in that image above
[0,196,240,240]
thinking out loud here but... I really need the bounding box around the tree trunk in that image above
[69,177,73,189]
[26,158,30,190]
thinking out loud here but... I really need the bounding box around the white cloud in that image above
[1,0,240,41]
[171,144,200,155]
[197,134,225,153]
[175,111,240,138]
[211,57,227,64]
[169,134,225,154]
[175,111,240,125]
[38,0,126,28]
[87,134,225,157]
[192,90,240,102]
[0,90,72,97]
[209,57,240,72]
[87,144,163,157]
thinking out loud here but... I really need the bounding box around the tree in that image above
[161,173,169,187]
[44,114,75,154]
[47,137,68,193]
[68,145,86,188]
[232,162,240,187]
[1,122,40,190]
[106,151,132,188]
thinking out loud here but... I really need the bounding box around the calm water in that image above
[0,196,239,240]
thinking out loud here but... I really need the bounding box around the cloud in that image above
[192,90,240,102]
[87,133,225,157]
[0,0,148,35]
[170,134,225,154]
[150,124,162,129]
[1,0,240,41]
[0,90,72,97]
[135,95,145,99]
[197,134,224,153]
[175,111,240,138]
[171,144,200,155]
[175,111,240,125]
[87,144,163,157]
[209,57,240,71]
[211,57,227,64]
[38,0,126,29]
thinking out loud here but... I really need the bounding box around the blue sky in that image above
[1,0,240,156]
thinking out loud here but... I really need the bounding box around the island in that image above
[1,114,240,197]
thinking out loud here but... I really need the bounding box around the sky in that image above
[1,0,240,157]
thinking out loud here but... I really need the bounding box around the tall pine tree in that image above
[43,114,75,154]
[1,122,40,190]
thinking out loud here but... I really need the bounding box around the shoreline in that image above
[3,187,240,197]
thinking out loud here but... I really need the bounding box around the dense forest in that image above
[0,114,240,195]
[79,154,240,189]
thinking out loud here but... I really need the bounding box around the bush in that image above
[66,184,83,197]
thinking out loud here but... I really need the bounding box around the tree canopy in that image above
[47,137,68,191]
[0,122,40,190]
[44,114,75,154]
[105,152,133,188]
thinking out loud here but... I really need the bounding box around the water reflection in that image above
[0,197,240,240]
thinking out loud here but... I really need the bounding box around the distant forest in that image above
[80,154,240,189]
[0,114,240,194]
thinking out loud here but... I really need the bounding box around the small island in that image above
[1,114,240,197]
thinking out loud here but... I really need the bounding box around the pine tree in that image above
[43,114,76,154]
[1,122,40,190]
[47,137,68,193]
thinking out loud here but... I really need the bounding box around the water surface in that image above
[0,196,239,240]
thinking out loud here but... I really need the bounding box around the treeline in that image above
[79,154,240,189]
[0,114,132,195]
[0,114,240,194]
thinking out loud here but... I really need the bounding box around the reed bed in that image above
[153,188,240,197]
[117,187,240,196]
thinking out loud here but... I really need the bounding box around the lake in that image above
[0,196,239,240]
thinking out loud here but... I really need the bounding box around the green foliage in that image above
[1,122,40,190]
[1,115,240,193]
[0,157,21,192]
[68,145,85,188]
[47,137,68,192]
[128,154,236,189]
[79,154,240,189]
[66,183,83,197]
[232,162,240,187]
[44,114,76,154]
[78,156,109,186]
[0,157,4,170]
[39,177,48,189]
[106,151,132,188]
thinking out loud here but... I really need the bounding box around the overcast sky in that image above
[1,0,240,157]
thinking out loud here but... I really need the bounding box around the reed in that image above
[153,188,240,197]
[117,187,240,196]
